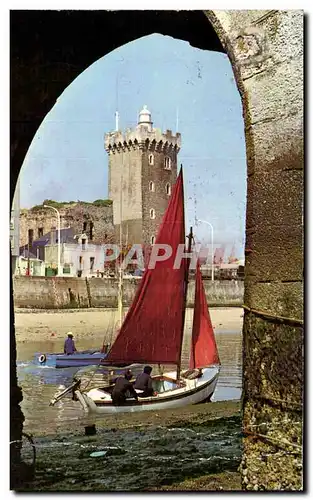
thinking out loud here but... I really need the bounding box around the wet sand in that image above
[14,307,243,342]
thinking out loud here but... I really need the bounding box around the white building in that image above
[45,234,109,277]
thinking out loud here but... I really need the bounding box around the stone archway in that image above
[10,10,303,490]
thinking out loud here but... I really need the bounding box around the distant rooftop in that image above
[19,227,76,256]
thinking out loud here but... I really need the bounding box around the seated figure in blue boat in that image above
[64,332,77,355]
[134,365,154,397]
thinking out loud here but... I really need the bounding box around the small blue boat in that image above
[33,350,109,369]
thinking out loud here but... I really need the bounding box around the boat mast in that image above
[117,170,124,329]
[176,225,193,380]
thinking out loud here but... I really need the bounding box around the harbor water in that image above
[16,307,242,435]
[15,307,243,491]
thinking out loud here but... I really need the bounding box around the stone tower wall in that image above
[108,148,143,224]
[106,121,181,245]
[141,148,177,244]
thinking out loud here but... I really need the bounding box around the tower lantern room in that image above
[138,105,153,131]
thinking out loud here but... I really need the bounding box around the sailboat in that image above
[50,168,220,413]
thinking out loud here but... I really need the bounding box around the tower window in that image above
[150,208,155,220]
[149,154,154,165]
[38,227,44,238]
[164,157,171,170]
[149,181,155,192]
[150,235,155,245]
[83,221,87,232]
[166,183,171,196]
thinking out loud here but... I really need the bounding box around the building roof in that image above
[33,227,76,246]
[19,249,38,259]
[19,227,76,256]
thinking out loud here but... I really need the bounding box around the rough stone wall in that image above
[19,203,114,247]
[13,276,90,309]
[13,276,244,309]
[207,9,303,490]
[108,148,143,226]
[108,147,143,244]
[141,148,177,244]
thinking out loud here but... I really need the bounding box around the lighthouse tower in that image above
[105,105,181,245]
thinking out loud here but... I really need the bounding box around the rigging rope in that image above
[243,429,302,455]
[242,304,303,326]
[252,394,302,411]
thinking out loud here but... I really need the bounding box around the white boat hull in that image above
[74,366,219,415]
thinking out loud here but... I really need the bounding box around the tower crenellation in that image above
[105,105,181,245]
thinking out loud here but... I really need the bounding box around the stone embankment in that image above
[13,276,244,309]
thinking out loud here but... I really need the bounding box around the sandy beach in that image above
[14,307,243,343]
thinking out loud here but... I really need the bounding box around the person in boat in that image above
[134,365,154,397]
[111,369,138,405]
[64,332,77,355]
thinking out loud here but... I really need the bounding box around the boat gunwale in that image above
[85,369,219,407]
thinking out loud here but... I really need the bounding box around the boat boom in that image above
[49,378,81,406]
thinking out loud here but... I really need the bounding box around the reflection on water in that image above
[17,308,242,435]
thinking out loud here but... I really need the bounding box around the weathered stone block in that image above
[245,57,303,126]
[244,281,303,319]
[245,227,303,282]
[248,118,303,176]
[246,169,303,232]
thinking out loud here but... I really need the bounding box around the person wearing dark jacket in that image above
[111,370,138,405]
[134,366,154,397]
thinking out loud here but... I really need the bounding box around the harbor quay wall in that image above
[13,276,244,309]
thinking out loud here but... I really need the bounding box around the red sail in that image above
[189,262,220,369]
[107,169,187,365]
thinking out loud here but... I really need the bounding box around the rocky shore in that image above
[17,400,241,492]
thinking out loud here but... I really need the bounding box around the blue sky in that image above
[19,33,247,258]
